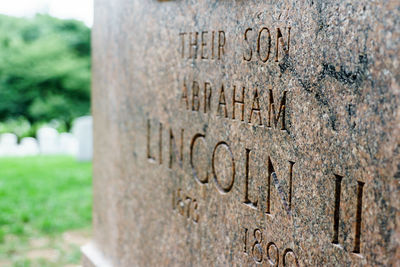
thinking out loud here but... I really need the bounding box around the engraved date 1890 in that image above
[172,188,199,223]
[243,227,299,266]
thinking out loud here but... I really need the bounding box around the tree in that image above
[0,14,91,129]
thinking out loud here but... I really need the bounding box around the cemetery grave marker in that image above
[83,0,400,266]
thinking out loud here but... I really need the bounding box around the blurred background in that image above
[0,1,93,266]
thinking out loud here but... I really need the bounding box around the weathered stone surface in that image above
[85,0,399,266]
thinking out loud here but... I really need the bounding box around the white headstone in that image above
[59,133,78,156]
[72,116,93,161]
[18,137,40,156]
[0,133,18,156]
[37,126,59,155]
[1,133,17,146]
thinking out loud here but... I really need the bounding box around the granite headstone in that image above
[83,0,399,266]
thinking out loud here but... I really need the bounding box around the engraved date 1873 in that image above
[172,187,199,223]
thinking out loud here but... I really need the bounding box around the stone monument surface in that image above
[84,0,399,266]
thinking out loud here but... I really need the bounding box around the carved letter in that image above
[332,174,343,244]
[146,119,155,162]
[190,133,208,184]
[249,88,263,125]
[218,31,225,60]
[201,31,208,60]
[267,89,287,130]
[353,181,365,254]
[243,148,258,208]
[266,158,294,215]
[257,27,271,62]
[232,85,245,121]
[189,32,198,59]
[179,32,186,58]
[212,141,235,193]
[192,81,200,111]
[204,82,212,113]
[275,27,291,62]
[217,84,228,118]
[243,28,253,61]
[159,122,163,164]
[181,79,189,110]
[169,128,184,169]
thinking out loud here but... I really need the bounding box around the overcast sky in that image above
[0,0,93,26]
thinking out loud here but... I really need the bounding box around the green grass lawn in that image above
[0,156,92,266]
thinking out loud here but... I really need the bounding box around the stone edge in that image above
[81,242,113,267]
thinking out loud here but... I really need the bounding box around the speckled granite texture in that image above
[86,0,399,266]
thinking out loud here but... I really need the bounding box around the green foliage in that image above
[0,156,92,237]
[0,156,92,266]
[0,117,67,139]
[0,14,91,128]
[0,117,32,138]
